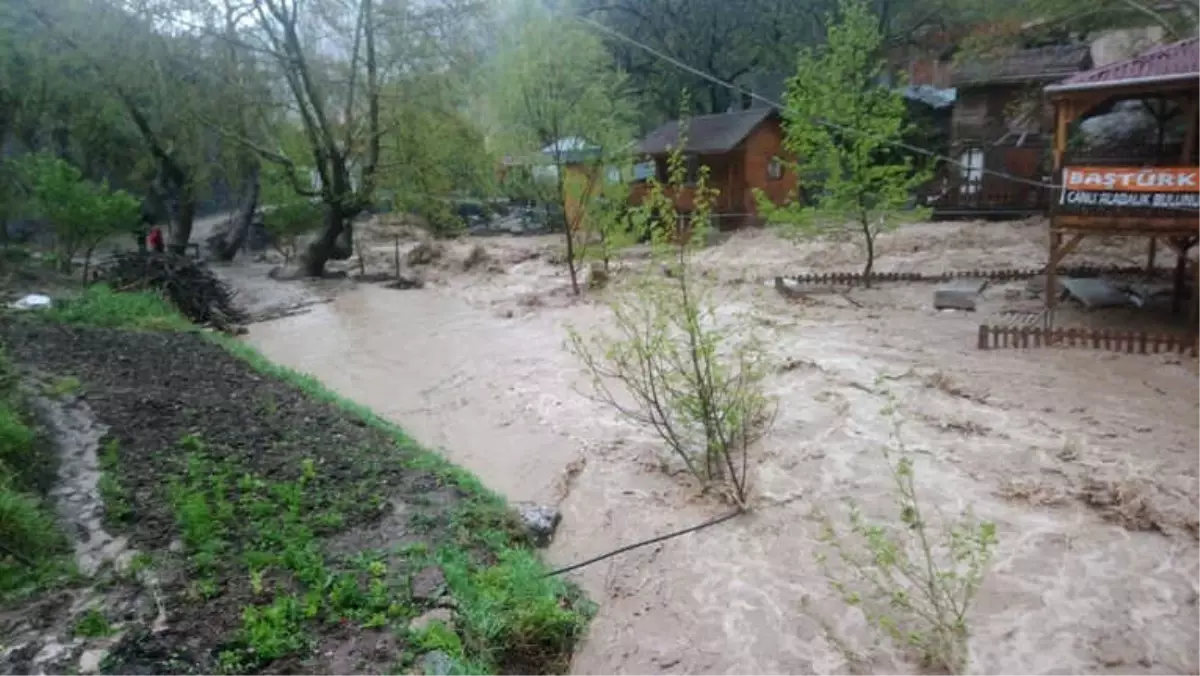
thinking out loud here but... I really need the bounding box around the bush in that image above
[816,394,996,673]
[567,130,774,507]
[17,154,140,278]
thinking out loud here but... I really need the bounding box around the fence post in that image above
[977,324,989,350]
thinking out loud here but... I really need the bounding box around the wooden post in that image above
[1192,257,1199,337]
[1147,237,1157,273]
[1170,237,1196,315]
[1046,231,1059,325]
[1181,97,1198,165]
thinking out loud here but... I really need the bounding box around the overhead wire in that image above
[571,12,1200,216]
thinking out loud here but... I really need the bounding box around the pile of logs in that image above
[97,252,247,329]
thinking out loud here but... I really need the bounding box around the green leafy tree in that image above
[757,0,930,287]
[19,154,139,278]
[488,2,634,294]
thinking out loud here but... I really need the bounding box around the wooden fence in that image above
[977,324,1197,356]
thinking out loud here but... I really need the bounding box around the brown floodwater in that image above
[240,223,1199,674]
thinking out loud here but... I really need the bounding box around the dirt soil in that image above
[0,320,545,675]
[237,216,1199,674]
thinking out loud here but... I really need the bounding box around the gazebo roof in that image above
[1045,37,1199,94]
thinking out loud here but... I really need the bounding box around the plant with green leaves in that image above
[816,391,997,673]
[575,162,638,277]
[488,2,634,294]
[757,0,930,287]
[568,127,774,507]
[17,154,139,279]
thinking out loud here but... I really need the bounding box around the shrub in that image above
[17,154,140,278]
[567,126,774,506]
[817,394,997,673]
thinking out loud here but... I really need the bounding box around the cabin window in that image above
[958,147,984,195]
[767,157,784,181]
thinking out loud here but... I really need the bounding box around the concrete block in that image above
[1061,277,1130,310]
[934,279,987,311]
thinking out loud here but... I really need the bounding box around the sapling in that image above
[757,0,931,287]
[816,390,997,673]
[568,128,774,507]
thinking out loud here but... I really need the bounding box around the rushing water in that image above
[242,248,1199,675]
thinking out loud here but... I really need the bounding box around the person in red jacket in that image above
[147,226,165,253]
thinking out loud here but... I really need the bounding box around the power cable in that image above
[572,12,1200,217]
[544,508,742,577]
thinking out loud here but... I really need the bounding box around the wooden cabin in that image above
[629,108,798,228]
[1043,37,1199,330]
[924,44,1093,218]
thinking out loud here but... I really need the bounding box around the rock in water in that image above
[385,271,424,290]
[933,279,987,311]
[463,244,488,271]
[517,503,561,547]
[407,241,443,266]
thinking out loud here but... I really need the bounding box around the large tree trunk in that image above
[300,201,346,277]
[210,165,260,261]
[167,191,196,256]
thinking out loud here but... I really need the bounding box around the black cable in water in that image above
[544,508,743,577]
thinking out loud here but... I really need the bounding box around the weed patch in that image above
[73,608,114,638]
[98,439,133,525]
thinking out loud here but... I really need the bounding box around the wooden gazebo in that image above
[1043,37,1199,329]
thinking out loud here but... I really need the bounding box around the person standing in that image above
[147,225,165,253]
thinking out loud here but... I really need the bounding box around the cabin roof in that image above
[1045,37,1200,93]
[637,107,776,156]
[953,43,1092,87]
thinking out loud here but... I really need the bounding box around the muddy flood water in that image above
[228,219,1199,674]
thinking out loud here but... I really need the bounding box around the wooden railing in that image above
[978,324,1197,355]
[920,175,1051,214]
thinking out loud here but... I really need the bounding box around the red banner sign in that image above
[1061,166,1200,210]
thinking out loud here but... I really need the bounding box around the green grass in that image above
[73,608,114,638]
[44,284,191,330]
[35,286,594,674]
[0,348,71,598]
[98,439,133,524]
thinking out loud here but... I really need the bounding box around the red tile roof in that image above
[1046,37,1199,92]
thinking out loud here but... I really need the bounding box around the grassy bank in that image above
[1,284,592,675]
[0,346,72,598]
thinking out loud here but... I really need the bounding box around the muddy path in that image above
[231,220,1199,674]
